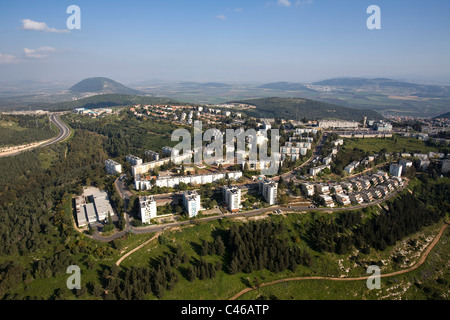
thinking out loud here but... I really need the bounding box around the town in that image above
[71,104,450,236]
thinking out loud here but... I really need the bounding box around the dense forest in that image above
[0,129,119,299]
[228,221,312,274]
[0,114,55,147]
[65,113,180,158]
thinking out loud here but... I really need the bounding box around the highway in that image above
[0,113,71,158]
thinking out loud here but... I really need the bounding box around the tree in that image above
[214,236,225,256]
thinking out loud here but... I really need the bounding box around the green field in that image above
[343,136,436,154]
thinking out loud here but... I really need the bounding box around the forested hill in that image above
[434,112,450,119]
[69,77,143,95]
[230,97,383,121]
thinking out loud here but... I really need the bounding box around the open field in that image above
[342,136,436,154]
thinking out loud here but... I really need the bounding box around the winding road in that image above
[0,113,71,158]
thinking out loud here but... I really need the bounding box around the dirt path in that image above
[115,232,161,266]
[229,222,449,300]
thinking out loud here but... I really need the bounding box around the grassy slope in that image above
[342,136,436,154]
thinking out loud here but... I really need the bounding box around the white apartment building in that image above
[389,164,403,178]
[259,179,278,205]
[361,191,374,203]
[139,196,157,224]
[349,193,364,204]
[309,165,331,176]
[222,185,241,212]
[183,191,201,218]
[399,159,413,171]
[105,159,122,175]
[315,184,330,195]
[162,146,180,157]
[319,121,359,129]
[335,193,351,206]
[323,155,333,165]
[145,150,160,161]
[137,171,242,190]
[320,195,335,207]
[331,184,343,194]
[132,152,193,177]
[126,154,143,166]
[302,183,315,197]
[340,182,353,192]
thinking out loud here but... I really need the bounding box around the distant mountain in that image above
[69,77,144,95]
[259,82,314,92]
[312,77,450,98]
[434,112,450,119]
[230,97,383,121]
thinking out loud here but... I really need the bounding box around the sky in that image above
[0,0,449,85]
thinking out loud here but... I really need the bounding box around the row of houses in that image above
[302,171,403,208]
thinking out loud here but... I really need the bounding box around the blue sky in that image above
[0,0,449,84]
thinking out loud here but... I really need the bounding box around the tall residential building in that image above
[183,191,201,218]
[222,185,241,212]
[126,154,143,166]
[105,159,122,175]
[389,163,403,178]
[139,196,157,224]
[162,146,180,157]
[259,179,278,205]
[145,150,160,161]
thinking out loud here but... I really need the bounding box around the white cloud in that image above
[234,8,243,13]
[216,14,226,21]
[0,53,20,64]
[23,46,56,59]
[21,19,69,33]
[277,0,292,7]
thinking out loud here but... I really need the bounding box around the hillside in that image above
[69,77,144,95]
[434,112,450,119]
[230,97,383,121]
[312,77,450,98]
[259,82,315,92]
[39,94,189,111]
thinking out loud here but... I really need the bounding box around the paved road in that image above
[90,176,409,243]
[276,131,328,182]
[41,113,71,147]
[0,113,71,158]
